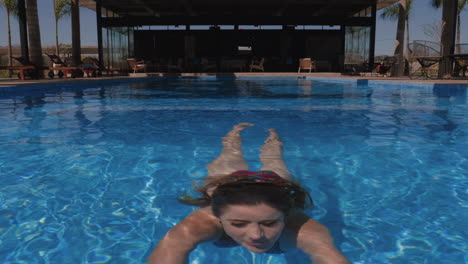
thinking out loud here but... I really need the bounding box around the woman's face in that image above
[219,203,286,253]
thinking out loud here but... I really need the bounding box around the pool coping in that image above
[0,73,467,90]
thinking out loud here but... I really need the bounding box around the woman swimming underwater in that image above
[148,123,349,264]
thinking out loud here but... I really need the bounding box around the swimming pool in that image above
[0,77,466,263]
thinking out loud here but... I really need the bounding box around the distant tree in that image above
[0,0,17,66]
[53,0,71,56]
[431,0,467,54]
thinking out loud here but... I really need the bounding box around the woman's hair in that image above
[179,173,313,217]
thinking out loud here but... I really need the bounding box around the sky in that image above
[0,0,467,56]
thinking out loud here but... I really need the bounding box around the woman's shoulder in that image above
[280,210,330,248]
[171,207,223,243]
[284,210,325,231]
[282,211,350,263]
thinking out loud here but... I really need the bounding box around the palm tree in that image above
[0,0,17,67]
[26,0,44,76]
[53,0,71,56]
[70,0,81,66]
[381,0,413,76]
[431,0,467,54]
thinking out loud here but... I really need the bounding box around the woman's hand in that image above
[148,208,222,264]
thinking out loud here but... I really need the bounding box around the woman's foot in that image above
[263,128,282,146]
[232,123,254,132]
[225,123,254,138]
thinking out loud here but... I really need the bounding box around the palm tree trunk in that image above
[456,13,461,54]
[55,19,60,55]
[438,0,457,78]
[7,11,12,67]
[405,15,411,75]
[392,3,406,77]
[26,0,44,75]
[71,0,81,66]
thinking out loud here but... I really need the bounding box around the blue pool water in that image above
[0,77,466,264]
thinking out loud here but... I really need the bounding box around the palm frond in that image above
[54,0,71,21]
[458,0,467,11]
[380,3,400,20]
[431,0,443,8]
[431,0,467,12]
[406,0,414,13]
[0,0,17,12]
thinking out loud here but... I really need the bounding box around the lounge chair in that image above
[221,57,246,72]
[408,40,441,79]
[44,53,95,78]
[344,53,368,75]
[83,57,121,76]
[298,58,315,73]
[2,56,40,80]
[373,56,397,77]
[127,58,147,73]
[249,57,265,72]
[167,58,184,72]
[200,57,217,72]
[450,44,468,78]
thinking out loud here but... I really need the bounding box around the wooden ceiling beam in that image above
[102,15,373,27]
[178,0,197,16]
[133,0,160,17]
[275,0,292,16]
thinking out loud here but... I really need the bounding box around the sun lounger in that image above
[0,65,37,80]
[2,56,41,80]
[200,57,217,72]
[167,58,185,72]
[83,57,121,76]
[45,53,96,78]
[249,58,265,72]
[222,58,246,72]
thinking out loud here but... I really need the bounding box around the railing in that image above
[454,44,468,54]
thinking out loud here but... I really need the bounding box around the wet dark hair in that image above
[179,174,313,217]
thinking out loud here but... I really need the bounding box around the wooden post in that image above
[96,0,104,65]
[368,0,377,72]
[17,0,29,61]
[71,0,82,66]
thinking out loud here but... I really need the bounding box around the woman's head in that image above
[179,171,313,214]
[210,172,312,217]
[211,181,297,217]
[217,201,286,253]
[179,172,313,252]
[210,176,312,252]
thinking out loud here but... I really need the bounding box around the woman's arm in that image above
[148,208,222,264]
[286,211,350,264]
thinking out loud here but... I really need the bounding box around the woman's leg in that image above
[260,128,292,180]
[206,123,253,177]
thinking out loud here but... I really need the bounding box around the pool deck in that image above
[1,72,467,88]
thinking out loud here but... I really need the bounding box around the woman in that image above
[148,123,349,264]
